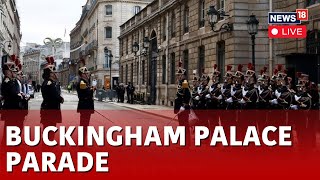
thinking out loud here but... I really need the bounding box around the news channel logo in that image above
[268,9,308,38]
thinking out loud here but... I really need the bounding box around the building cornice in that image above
[119,0,178,38]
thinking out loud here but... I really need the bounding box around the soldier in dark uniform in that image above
[40,57,64,141]
[174,60,191,146]
[207,64,222,132]
[77,60,95,138]
[1,55,24,146]
[196,70,210,128]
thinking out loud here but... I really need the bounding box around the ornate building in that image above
[0,0,22,81]
[272,0,320,85]
[119,0,270,106]
[70,0,152,89]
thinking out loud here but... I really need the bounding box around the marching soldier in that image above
[191,71,200,110]
[40,57,64,141]
[174,59,191,145]
[1,55,24,146]
[197,70,210,128]
[77,59,95,137]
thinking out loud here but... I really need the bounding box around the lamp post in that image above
[0,40,12,53]
[247,14,259,70]
[104,47,113,89]
[207,5,232,32]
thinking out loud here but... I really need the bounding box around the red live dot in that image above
[296,9,308,21]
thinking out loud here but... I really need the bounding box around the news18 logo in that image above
[268,9,308,39]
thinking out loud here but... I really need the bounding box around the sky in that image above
[16,0,87,46]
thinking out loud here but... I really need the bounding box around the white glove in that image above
[275,90,281,98]
[290,105,298,110]
[231,88,236,96]
[195,96,200,101]
[294,95,301,102]
[239,98,246,104]
[180,106,185,111]
[226,97,233,103]
[205,94,211,99]
[217,95,223,100]
[270,99,278,105]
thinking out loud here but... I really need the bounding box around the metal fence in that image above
[95,89,118,102]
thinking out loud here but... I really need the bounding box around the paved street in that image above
[2,91,177,129]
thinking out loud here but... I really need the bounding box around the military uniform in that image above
[40,57,63,128]
[1,76,21,110]
[77,78,94,113]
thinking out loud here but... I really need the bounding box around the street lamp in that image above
[207,5,232,32]
[104,47,113,89]
[247,14,259,70]
[0,40,12,53]
[141,37,150,56]
[132,42,139,55]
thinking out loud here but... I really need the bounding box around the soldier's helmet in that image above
[224,64,233,79]
[258,67,269,83]
[176,59,187,76]
[192,70,200,82]
[296,72,309,87]
[78,59,90,75]
[200,69,210,82]
[212,64,220,78]
[44,56,56,72]
[276,64,287,79]
[2,55,18,72]
[245,63,255,77]
[14,57,23,74]
[234,64,244,78]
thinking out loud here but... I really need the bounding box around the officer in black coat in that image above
[1,56,25,146]
[40,57,64,141]
[76,64,95,137]
[174,61,191,146]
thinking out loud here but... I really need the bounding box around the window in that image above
[105,5,112,15]
[217,41,225,82]
[184,5,189,33]
[218,0,225,20]
[125,64,128,84]
[162,55,166,84]
[170,53,176,84]
[306,30,320,54]
[198,46,205,77]
[121,65,124,82]
[307,0,320,6]
[120,40,123,56]
[105,27,112,38]
[133,6,141,15]
[131,63,133,83]
[105,55,110,68]
[199,0,205,28]
[171,12,176,38]
[126,38,128,54]
[142,60,145,84]
[163,17,167,40]
[137,61,139,84]
[183,50,189,79]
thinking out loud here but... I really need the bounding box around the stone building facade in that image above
[0,0,22,81]
[70,0,152,89]
[22,49,41,84]
[119,0,270,106]
[272,0,320,85]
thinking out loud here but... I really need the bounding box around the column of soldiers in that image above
[175,62,319,146]
[1,56,96,144]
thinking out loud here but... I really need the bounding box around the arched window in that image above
[106,5,112,15]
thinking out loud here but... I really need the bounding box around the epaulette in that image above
[80,80,87,89]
